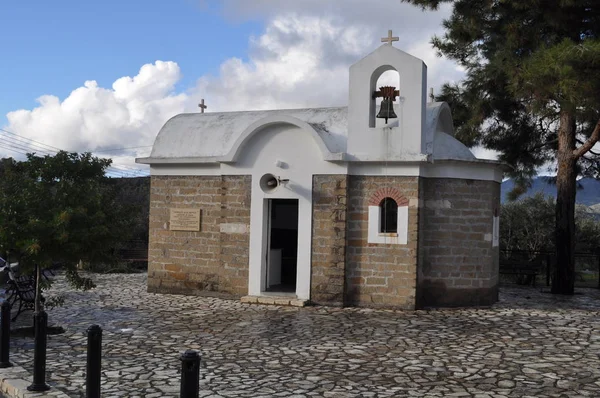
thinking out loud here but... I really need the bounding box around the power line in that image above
[0,142,131,178]
[0,138,51,155]
[0,128,149,178]
[0,135,55,154]
[0,134,57,156]
[109,166,139,177]
[1,129,150,176]
[93,145,153,153]
[94,155,150,176]
[0,128,63,153]
[110,164,148,175]
[106,170,131,178]
[0,142,29,156]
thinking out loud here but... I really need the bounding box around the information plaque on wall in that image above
[169,208,201,231]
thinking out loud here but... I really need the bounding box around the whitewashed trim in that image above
[150,161,503,183]
[421,162,503,182]
[367,205,408,245]
[492,216,500,247]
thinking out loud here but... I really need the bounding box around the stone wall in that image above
[345,176,419,309]
[146,173,499,309]
[417,178,500,307]
[311,175,348,306]
[147,175,251,298]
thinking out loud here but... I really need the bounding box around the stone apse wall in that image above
[147,175,251,298]
[345,176,420,309]
[416,178,501,307]
[147,174,499,309]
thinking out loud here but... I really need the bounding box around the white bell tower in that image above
[347,35,429,161]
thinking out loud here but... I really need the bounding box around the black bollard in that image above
[180,349,200,398]
[86,325,102,398]
[27,310,50,392]
[0,301,11,368]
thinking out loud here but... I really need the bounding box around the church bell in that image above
[373,85,399,124]
[376,97,398,124]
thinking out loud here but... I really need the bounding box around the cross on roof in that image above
[198,99,208,113]
[381,30,399,46]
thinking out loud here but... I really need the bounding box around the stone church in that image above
[137,34,503,309]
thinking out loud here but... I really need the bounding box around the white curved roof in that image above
[140,102,477,164]
[149,107,347,159]
[426,102,455,136]
[432,132,476,161]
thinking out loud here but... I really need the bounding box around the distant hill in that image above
[501,177,600,206]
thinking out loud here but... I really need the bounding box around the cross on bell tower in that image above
[381,30,399,46]
[198,99,208,113]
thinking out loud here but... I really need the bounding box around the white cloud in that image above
[3,1,466,169]
[3,61,186,167]
[192,15,375,112]
[194,2,462,112]
[471,146,500,161]
[192,14,463,111]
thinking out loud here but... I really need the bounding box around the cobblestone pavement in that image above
[7,273,600,397]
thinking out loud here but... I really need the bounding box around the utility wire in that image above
[1,129,152,168]
[0,134,56,154]
[0,142,29,156]
[0,128,148,178]
[94,145,152,153]
[0,128,63,152]
[0,137,136,177]
[0,141,129,177]
[0,138,49,155]
[0,134,57,155]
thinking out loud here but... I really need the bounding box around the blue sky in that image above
[0,0,259,126]
[0,1,476,169]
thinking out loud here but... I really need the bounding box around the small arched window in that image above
[379,197,398,233]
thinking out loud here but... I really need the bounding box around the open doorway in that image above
[266,199,299,293]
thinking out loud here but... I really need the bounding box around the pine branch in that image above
[577,138,600,156]
[574,119,600,159]
[530,138,558,152]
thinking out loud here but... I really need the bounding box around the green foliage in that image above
[108,177,149,245]
[44,295,66,310]
[574,206,600,252]
[65,269,96,290]
[402,0,600,180]
[501,193,555,253]
[500,193,600,253]
[516,40,600,114]
[0,152,135,297]
[403,0,600,293]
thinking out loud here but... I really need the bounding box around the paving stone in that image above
[4,274,600,397]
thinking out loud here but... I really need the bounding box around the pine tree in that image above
[403,0,600,293]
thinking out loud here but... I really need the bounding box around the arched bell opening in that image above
[369,66,400,128]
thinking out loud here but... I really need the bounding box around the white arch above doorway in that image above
[221,115,342,162]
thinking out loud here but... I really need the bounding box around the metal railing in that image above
[500,249,600,288]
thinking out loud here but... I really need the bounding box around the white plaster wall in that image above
[347,163,421,176]
[221,124,347,301]
[347,45,427,159]
[150,161,503,183]
[420,162,504,183]
[492,216,500,247]
[367,205,409,244]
